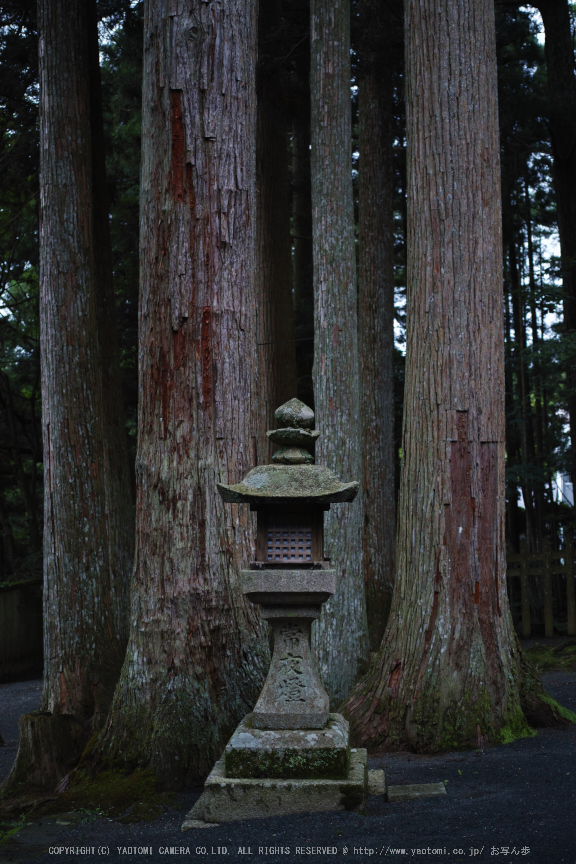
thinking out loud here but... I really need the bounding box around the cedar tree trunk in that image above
[357,0,402,651]
[310,0,368,702]
[342,0,571,751]
[90,0,268,788]
[256,0,297,459]
[290,3,314,408]
[1,0,134,797]
[38,0,132,728]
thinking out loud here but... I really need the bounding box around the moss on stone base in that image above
[225,746,349,780]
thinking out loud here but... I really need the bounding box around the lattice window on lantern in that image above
[266,521,312,561]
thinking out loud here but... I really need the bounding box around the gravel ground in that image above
[1,670,575,864]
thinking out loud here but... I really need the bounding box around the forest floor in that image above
[0,638,575,864]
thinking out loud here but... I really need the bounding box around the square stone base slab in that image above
[387,782,446,802]
[181,748,367,828]
[225,713,349,779]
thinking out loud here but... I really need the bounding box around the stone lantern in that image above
[182,399,368,827]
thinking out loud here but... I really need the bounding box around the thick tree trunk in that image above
[534,0,576,483]
[256,0,298,460]
[0,0,135,800]
[290,8,315,409]
[38,0,132,729]
[87,0,135,620]
[90,0,268,789]
[342,0,570,751]
[310,0,368,703]
[357,0,401,651]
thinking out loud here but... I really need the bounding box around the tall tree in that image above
[288,0,315,408]
[38,0,133,725]
[343,0,570,750]
[357,0,402,651]
[88,0,268,788]
[2,0,135,795]
[256,0,298,459]
[310,0,368,702]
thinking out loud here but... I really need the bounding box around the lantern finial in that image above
[267,398,319,464]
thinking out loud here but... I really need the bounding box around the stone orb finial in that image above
[274,398,314,430]
[269,399,318,464]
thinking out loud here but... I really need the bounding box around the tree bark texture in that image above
[357,0,401,651]
[290,3,315,409]
[93,0,269,788]
[534,0,576,483]
[343,0,535,750]
[256,0,298,460]
[310,0,368,703]
[38,0,132,731]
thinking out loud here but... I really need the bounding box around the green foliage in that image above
[0,1,42,581]
[0,812,27,845]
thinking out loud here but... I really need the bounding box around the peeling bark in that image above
[37,0,132,731]
[89,0,268,789]
[341,0,567,751]
[310,0,369,703]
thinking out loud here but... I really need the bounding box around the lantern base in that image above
[181,746,367,827]
[224,712,349,779]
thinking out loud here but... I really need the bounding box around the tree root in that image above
[519,651,576,729]
[0,711,89,817]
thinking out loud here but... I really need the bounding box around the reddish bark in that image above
[90,0,268,788]
[342,0,570,751]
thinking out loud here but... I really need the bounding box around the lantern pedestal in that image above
[182,565,368,827]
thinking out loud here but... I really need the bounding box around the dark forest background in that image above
[1,0,574,630]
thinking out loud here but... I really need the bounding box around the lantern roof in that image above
[217,399,359,507]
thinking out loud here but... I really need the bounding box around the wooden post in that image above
[520,537,531,638]
[566,533,576,636]
[543,538,554,638]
